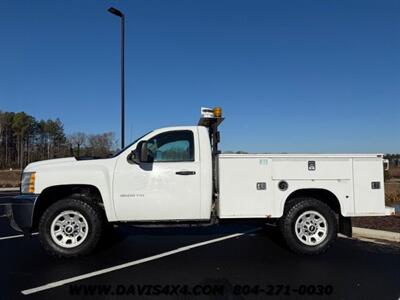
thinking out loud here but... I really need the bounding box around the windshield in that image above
[112,131,153,157]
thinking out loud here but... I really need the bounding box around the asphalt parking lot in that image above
[0,191,399,300]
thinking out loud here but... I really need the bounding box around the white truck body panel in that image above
[218,154,385,218]
[352,157,385,215]
[25,157,118,221]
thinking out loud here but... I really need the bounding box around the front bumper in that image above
[0,194,38,235]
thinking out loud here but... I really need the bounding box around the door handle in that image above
[175,171,196,175]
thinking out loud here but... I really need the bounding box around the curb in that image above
[0,188,19,192]
[352,227,400,243]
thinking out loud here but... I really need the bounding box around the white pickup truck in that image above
[1,107,394,257]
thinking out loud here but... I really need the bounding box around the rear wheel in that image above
[39,198,105,258]
[279,198,337,255]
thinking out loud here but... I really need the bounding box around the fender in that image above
[25,157,118,221]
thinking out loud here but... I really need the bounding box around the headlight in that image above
[21,172,36,193]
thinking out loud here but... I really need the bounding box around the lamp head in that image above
[108,7,124,17]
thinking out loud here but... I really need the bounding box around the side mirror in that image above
[132,141,149,164]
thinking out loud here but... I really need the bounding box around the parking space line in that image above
[21,227,262,295]
[0,232,38,241]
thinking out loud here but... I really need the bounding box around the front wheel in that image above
[279,198,337,255]
[38,198,105,258]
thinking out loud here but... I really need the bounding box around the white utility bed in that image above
[218,154,386,218]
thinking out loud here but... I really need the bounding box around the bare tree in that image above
[68,132,87,157]
[87,132,116,158]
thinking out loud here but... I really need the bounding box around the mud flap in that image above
[339,216,352,237]
[0,195,37,235]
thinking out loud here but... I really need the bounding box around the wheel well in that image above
[284,188,341,215]
[32,185,104,231]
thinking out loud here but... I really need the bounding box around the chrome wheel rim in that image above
[50,210,89,248]
[295,210,328,246]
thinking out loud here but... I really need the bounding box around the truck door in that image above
[113,129,202,221]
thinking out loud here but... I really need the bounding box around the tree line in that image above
[0,111,117,169]
[1,110,398,171]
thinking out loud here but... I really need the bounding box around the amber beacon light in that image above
[213,107,222,118]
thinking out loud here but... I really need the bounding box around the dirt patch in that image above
[388,167,400,178]
[0,170,21,188]
[385,182,400,204]
[352,215,400,233]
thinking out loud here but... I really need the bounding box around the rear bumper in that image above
[385,206,396,216]
[0,194,38,234]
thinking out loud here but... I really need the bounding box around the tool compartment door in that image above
[218,157,272,217]
[352,157,385,215]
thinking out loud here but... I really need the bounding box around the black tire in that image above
[279,197,337,255]
[38,197,105,258]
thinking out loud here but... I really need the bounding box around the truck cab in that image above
[112,126,212,221]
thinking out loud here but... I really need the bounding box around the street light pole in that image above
[108,7,125,149]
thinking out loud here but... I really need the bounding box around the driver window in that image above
[146,130,194,162]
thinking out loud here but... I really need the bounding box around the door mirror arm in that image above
[129,140,150,164]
